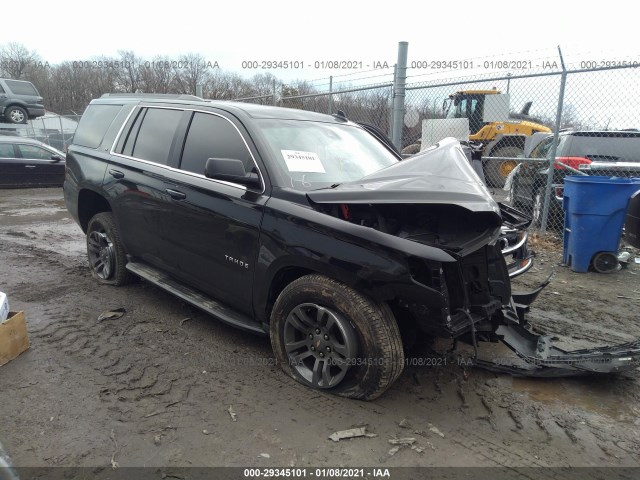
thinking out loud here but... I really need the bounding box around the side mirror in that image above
[205,158,261,189]
[51,154,62,162]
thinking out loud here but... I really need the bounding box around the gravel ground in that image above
[0,188,639,475]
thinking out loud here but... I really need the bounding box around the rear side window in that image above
[130,108,183,164]
[180,112,253,174]
[4,80,38,96]
[74,104,124,149]
[0,84,5,94]
[568,134,640,162]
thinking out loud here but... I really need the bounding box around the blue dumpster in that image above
[563,176,640,273]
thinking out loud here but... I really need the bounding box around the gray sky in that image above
[4,0,639,84]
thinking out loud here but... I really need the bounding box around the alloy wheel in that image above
[9,109,25,123]
[283,303,358,389]
[87,230,115,280]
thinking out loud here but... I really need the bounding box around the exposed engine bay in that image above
[317,202,501,255]
[306,138,640,377]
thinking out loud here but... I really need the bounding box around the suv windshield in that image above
[257,119,399,190]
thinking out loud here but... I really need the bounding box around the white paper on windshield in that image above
[281,150,325,173]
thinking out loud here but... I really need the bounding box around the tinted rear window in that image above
[568,134,640,162]
[5,80,38,96]
[73,104,124,149]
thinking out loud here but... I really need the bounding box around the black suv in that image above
[0,78,45,124]
[510,130,640,227]
[64,95,640,399]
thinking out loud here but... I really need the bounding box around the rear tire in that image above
[270,274,405,400]
[86,212,132,286]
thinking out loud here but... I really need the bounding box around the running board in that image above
[475,322,640,377]
[126,261,265,335]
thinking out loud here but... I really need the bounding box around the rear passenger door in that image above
[105,106,189,272]
[159,110,267,315]
[0,142,20,187]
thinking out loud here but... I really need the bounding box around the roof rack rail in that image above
[100,93,203,101]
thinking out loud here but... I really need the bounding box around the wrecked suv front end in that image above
[303,138,640,376]
[306,139,510,338]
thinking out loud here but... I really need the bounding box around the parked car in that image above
[509,130,640,227]
[64,95,640,399]
[0,137,65,188]
[0,78,45,124]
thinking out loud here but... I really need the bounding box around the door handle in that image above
[165,188,186,200]
[109,169,125,179]
[25,165,36,168]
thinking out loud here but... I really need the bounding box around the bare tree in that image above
[114,51,142,93]
[0,43,40,79]
[173,53,211,95]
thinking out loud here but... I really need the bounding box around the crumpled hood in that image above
[307,138,500,215]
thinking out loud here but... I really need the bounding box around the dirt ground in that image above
[1,188,639,473]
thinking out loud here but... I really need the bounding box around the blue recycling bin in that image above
[563,176,640,272]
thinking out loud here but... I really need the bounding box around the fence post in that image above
[328,76,333,114]
[59,116,65,149]
[391,41,408,150]
[272,79,277,106]
[540,46,567,234]
[389,65,397,138]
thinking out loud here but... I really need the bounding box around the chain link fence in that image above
[0,112,81,152]
[234,58,640,234]
[4,50,638,236]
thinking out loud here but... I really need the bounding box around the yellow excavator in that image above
[443,89,551,186]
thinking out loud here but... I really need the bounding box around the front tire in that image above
[86,212,132,286]
[270,274,405,400]
[5,106,28,124]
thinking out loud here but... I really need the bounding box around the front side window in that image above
[180,113,253,175]
[257,119,399,191]
[530,138,554,159]
[17,144,55,160]
[130,108,183,165]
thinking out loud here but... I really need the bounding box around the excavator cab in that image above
[443,90,497,135]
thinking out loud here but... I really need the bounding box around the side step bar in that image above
[126,261,266,335]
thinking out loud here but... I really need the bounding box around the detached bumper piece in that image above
[472,272,640,377]
[476,323,640,377]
